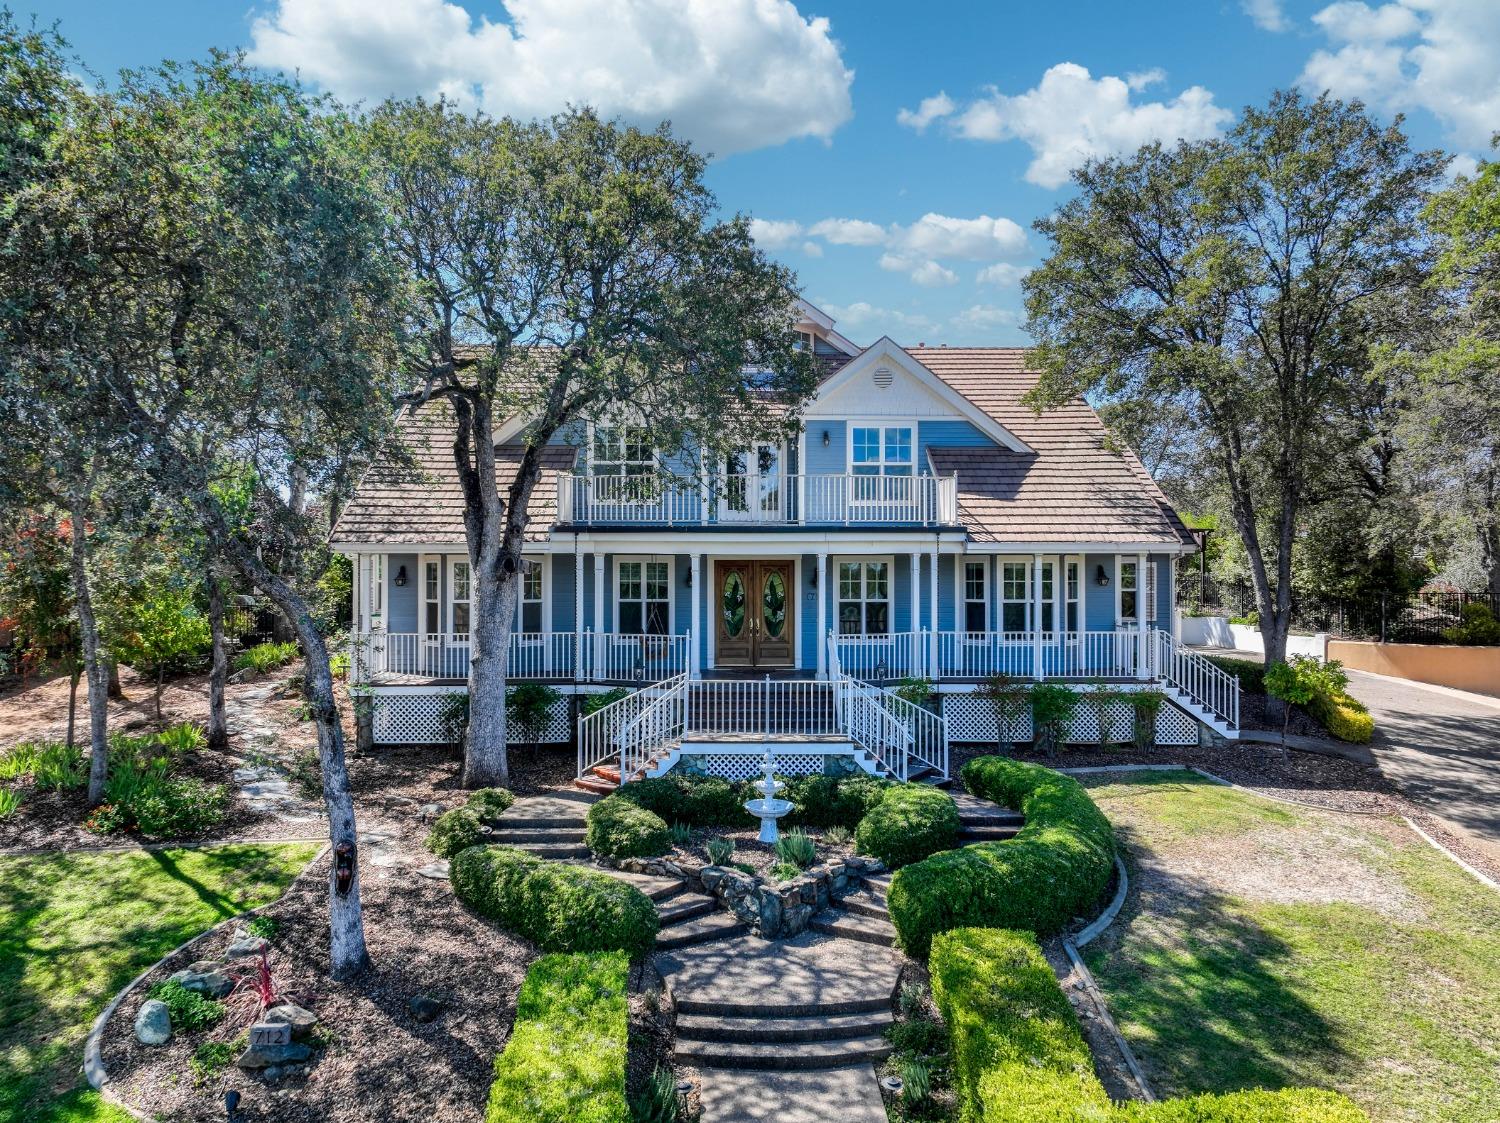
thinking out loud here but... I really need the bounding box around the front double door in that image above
[714,560,795,667]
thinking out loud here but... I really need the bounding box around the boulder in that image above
[134,999,171,1045]
[169,968,234,999]
[264,1003,317,1040]
[237,1041,312,1069]
[700,867,724,891]
[409,994,445,1023]
[187,959,223,974]
[225,937,270,959]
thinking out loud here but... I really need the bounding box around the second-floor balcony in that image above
[557,471,960,528]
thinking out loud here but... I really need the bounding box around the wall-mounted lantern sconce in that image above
[393,565,408,587]
[822,430,831,448]
[1095,564,1110,587]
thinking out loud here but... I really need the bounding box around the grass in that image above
[1081,770,1500,1123]
[0,842,317,1123]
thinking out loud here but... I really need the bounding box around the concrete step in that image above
[694,1066,889,1123]
[959,825,1022,843]
[834,887,889,921]
[491,814,588,830]
[488,826,586,844]
[584,866,687,902]
[655,911,747,950]
[861,872,892,893]
[675,1034,892,1071]
[662,935,904,1018]
[507,842,591,859]
[676,1009,893,1044]
[658,894,717,927]
[809,909,896,947]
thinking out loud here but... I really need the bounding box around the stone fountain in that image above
[743,751,793,844]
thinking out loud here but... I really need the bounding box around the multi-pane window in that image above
[592,425,654,476]
[838,561,890,635]
[451,561,471,637]
[1119,560,1138,622]
[1001,561,1029,632]
[795,329,815,351]
[1065,559,1080,632]
[1040,561,1056,633]
[424,561,440,634]
[850,426,913,475]
[618,561,670,635]
[963,561,988,632]
[518,561,543,633]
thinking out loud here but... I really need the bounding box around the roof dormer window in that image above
[795,329,815,352]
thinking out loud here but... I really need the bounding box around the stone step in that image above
[694,1065,888,1123]
[958,808,1024,825]
[809,909,896,947]
[655,912,747,950]
[675,1034,893,1071]
[834,888,889,921]
[507,842,591,859]
[861,872,892,893]
[657,894,717,927]
[492,814,589,829]
[959,825,1022,843]
[663,936,903,1018]
[488,826,586,844]
[676,1009,893,1044]
[584,866,687,902]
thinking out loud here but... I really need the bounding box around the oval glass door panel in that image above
[722,572,746,638]
[761,571,786,640]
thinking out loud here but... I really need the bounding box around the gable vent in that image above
[873,366,894,389]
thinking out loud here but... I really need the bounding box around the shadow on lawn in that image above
[1090,825,1355,1098]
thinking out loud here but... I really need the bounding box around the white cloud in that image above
[1242,0,1292,33]
[1446,152,1481,180]
[249,0,854,156]
[1125,68,1167,92]
[807,217,888,245]
[748,219,804,249]
[818,300,936,334]
[801,240,823,257]
[951,304,1021,331]
[1299,1,1500,149]
[976,262,1031,287]
[909,261,959,288]
[895,91,956,132]
[930,63,1231,188]
[892,213,1028,261]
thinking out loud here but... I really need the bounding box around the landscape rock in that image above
[418,802,446,821]
[264,1003,317,1040]
[409,994,445,1023]
[187,959,223,974]
[133,999,172,1045]
[237,1041,312,1069]
[225,936,270,959]
[169,967,234,999]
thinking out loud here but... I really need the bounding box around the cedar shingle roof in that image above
[332,401,577,545]
[909,347,1193,547]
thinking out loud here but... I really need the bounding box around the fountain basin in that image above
[744,797,794,844]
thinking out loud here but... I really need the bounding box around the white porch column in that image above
[689,553,702,678]
[593,554,606,682]
[908,552,921,677]
[355,554,368,632]
[1136,551,1149,680]
[928,544,939,678]
[816,552,829,679]
[1032,553,1044,680]
[574,548,584,680]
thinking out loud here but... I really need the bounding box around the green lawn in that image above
[1081,770,1500,1123]
[0,843,318,1123]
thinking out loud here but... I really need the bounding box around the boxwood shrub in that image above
[888,756,1114,957]
[466,787,515,824]
[451,845,658,957]
[853,784,960,868]
[784,773,892,829]
[426,808,484,860]
[611,773,755,827]
[1205,655,1267,696]
[586,795,672,859]
[487,951,630,1123]
[931,927,1368,1123]
[1307,689,1374,744]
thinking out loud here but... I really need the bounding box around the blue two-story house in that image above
[333,301,1239,787]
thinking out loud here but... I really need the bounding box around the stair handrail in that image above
[576,674,681,778]
[616,673,689,782]
[1150,629,1239,729]
[871,687,949,780]
[828,630,916,779]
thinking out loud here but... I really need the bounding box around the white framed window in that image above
[1064,557,1081,633]
[616,557,671,635]
[1000,560,1029,632]
[517,558,545,634]
[1117,558,1139,623]
[849,425,914,476]
[450,558,472,638]
[836,558,891,636]
[795,329,815,352]
[423,558,441,634]
[369,555,384,617]
[962,560,988,632]
[1039,560,1056,634]
[591,424,654,477]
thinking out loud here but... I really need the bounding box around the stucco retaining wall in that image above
[1328,639,1500,698]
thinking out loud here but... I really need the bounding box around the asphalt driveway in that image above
[1343,669,1500,862]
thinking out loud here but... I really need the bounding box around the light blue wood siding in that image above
[387,553,418,633]
[803,421,847,476]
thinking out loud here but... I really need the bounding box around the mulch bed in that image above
[667,824,855,879]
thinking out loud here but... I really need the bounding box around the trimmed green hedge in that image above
[888,757,1114,957]
[854,784,960,868]
[931,927,1368,1123]
[611,773,756,827]
[487,951,629,1123]
[784,773,892,829]
[1205,655,1266,696]
[466,787,515,824]
[426,808,485,859]
[586,795,672,859]
[451,845,658,956]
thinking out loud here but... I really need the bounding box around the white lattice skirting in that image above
[942,694,1199,747]
[371,690,572,746]
[679,752,831,780]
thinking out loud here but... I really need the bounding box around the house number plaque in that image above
[249,1022,292,1048]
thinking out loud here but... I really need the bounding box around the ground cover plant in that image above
[486,951,629,1123]
[83,725,228,838]
[231,640,298,675]
[1081,770,1500,1123]
[0,842,316,1123]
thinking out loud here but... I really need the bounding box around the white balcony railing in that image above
[557,472,959,527]
[348,630,688,684]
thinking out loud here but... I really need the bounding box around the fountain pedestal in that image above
[743,752,793,844]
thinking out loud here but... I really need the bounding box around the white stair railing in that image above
[1150,629,1239,729]
[576,673,685,779]
[617,675,690,781]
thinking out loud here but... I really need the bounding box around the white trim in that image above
[448,556,472,639]
[1114,555,1140,627]
[611,554,675,636]
[515,553,551,636]
[419,553,442,636]
[808,338,1033,454]
[793,555,803,670]
[843,420,917,475]
[998,556,1031,632]
[794,297,859,354]
[959,556,990,633]
[832,555,896,637]
[815,552,829,678]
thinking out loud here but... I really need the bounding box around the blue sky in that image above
[30,0,1500,347]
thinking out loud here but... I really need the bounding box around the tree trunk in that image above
[69,495,110,807]
[465,563,515,789]
[155,665,165,721]
[107,659,122,699]
[65,667,80,749]
[207,578,229,750]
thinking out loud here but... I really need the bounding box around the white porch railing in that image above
[349,629,687,684]
[1150,629,1240,729]
[835,628,1142,681]
[557,472,959,527]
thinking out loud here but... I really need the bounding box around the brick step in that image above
[676,1009,893,1045]
[675,1034,892,1071]
[833,888,888,921]
[809,909,896,947]
[573,775,617,795]
[655,911,747,950]
[657,894,717,927]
